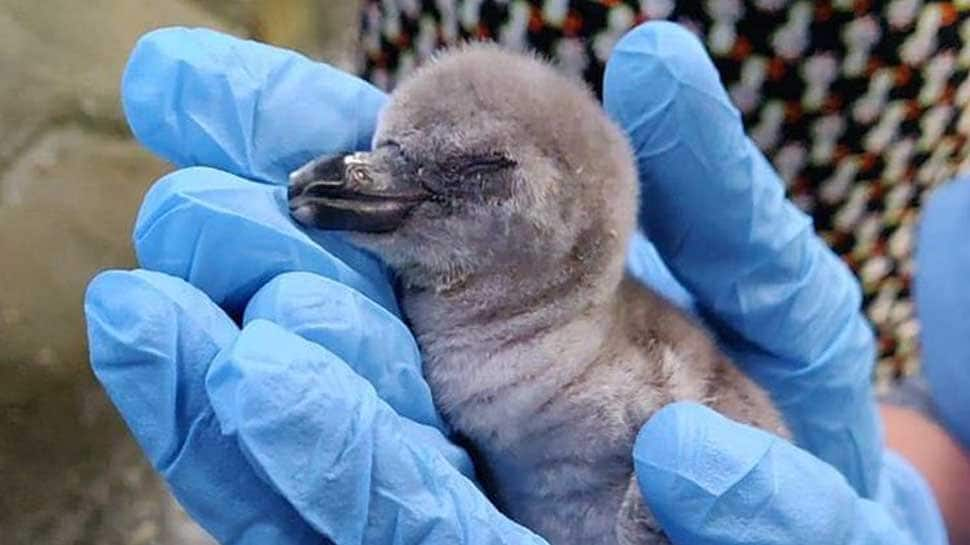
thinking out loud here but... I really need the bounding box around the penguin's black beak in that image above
[288,150,430,233]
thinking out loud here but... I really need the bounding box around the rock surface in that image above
[0,1,361,543]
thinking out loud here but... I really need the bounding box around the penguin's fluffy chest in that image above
[403,273,783,545]
[288,43,786,545]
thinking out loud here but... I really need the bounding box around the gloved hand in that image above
[83,22,946,545]
[603,23,945,545]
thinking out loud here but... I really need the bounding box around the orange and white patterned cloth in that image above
[359,0,970,387]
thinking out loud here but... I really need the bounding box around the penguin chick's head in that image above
[289,44,638,289]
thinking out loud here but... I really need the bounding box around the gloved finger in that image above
[134,166,398,317]
[243,271,446,432]
[625,231,695,313]
[244,272,474,477]
[604,21,879,496]
[916,176,970,450]
[122,26,386,183]
[634,402,944,545]
[207,319,546,545]
[84,270,322,544]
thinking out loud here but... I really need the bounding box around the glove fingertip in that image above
[122,26,196,165]
[84,269,184,375]
[85,270,235,469]
[634,402,774,499]
[84,271,144,373]
[604,21,729,140]
[632,401,695,477]
[84,269,130,319]
[634,402,801,543]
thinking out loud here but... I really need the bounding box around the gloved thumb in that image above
[634,402,913,545]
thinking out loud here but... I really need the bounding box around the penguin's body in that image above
[289,44,786,544]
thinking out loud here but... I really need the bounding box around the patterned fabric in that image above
[359,0,970,387]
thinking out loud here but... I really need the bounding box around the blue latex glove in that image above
[916,176,970,452]
[604,23,944,545]
[83,22,946,545]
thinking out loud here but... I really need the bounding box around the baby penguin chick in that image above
[288,44,787,545]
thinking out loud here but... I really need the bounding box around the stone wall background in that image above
[0,2,361,543]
